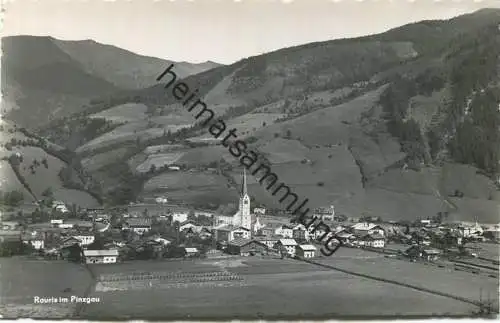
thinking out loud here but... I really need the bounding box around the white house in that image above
[123,218,152,235]
[254,207,266,215]
[171,210,189,223]
[275,239,298,257]
[83,249,119,264]
[72,234,95,246]
[22,232,44,250]
[360,234,385,248]
[155,196,168,204]
[296,244,317,258]
[275,225,294,238]
[351,223,385,237]
[215,225,251,242]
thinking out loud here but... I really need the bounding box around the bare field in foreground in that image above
[81,255,484,319]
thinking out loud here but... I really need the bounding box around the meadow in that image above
[0,258,92,319]
[80,256,482,319]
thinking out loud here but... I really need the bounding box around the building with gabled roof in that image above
[275,238,298,257]
[83,249,119,264]
[226,238,268,256]
[296,244,317,258]
[351,222,385,237]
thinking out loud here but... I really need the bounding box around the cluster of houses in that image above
[1,170,498,264]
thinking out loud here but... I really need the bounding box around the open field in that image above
[0,161,35,201]
[80,256,483,319]
[89,103,148,123]
[142,171,237,206]
[314,248,499,309]
[80,147,131,172]
[0,258,92,318]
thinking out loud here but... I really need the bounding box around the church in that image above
[215,168,253,231]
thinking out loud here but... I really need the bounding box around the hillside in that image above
[11,9,500,223]
[0,119,100,208]
[1,36,221,128]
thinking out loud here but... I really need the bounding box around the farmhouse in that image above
[22,232,45,250]
[275,239,298,257]
[254,235,281,249]
[360,233,385,248]
[226,238,268,256]
[292,224,311,242]
[215,225,251,242]
[275,224,294,238]
[296,244,317,258]
[71,233,95,246]
[184,247,199,257]
[123,218,152,234]
[83,249,119,264]
[170,208,189,223]
[351,223,385,237]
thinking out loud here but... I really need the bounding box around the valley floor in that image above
[2,247,496,319]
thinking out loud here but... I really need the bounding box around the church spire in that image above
[242,168,248,197]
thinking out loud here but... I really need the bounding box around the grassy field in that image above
[315,248,499,309]
[142,171,237,206]
[80,255,483,319]
[89,103,148,123]
[80,147,131,172]
[0,258,93,319]
[0,161,35,201]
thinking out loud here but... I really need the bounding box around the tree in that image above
[42,187,53,198]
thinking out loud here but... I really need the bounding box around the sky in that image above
[2,0,499,64]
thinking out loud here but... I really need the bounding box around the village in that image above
[0,170,498,273]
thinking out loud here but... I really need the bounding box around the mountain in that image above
[12,9,500,223]
[1,36,222,128]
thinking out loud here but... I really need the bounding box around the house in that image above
[215,225,251,242]
[253,207,266,215]
[275,239,298,257]
[422,248,441,261]
[21,232,45,250]
[83,249,119,264]
[155,196,168,204]
[184,247,199,257]
[258,227,274,237]
[58,223,74,229]
[296,244,317,258]
[313,205,335,221]
[179,220,200,232]
[254,235,280,249]
[226,238,268,256]
[275,225,294,238]
[335,231,356,245]
[123,218,152,235]
[60,236,82,248]
[72,233,95,246]
[351,223,385,237]
[360,234,385,248]
[292,224,311,242]
[170,209,189,223]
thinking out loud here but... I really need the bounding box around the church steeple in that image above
[242,168,248,197]
[238,168,251,230]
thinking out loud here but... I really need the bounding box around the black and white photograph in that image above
[0,0,499,320]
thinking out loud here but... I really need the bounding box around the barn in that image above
[226,238,268,256]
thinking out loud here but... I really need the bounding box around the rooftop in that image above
[279,239,298,246]
[298,244,317,251]
[83,249,119,257]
